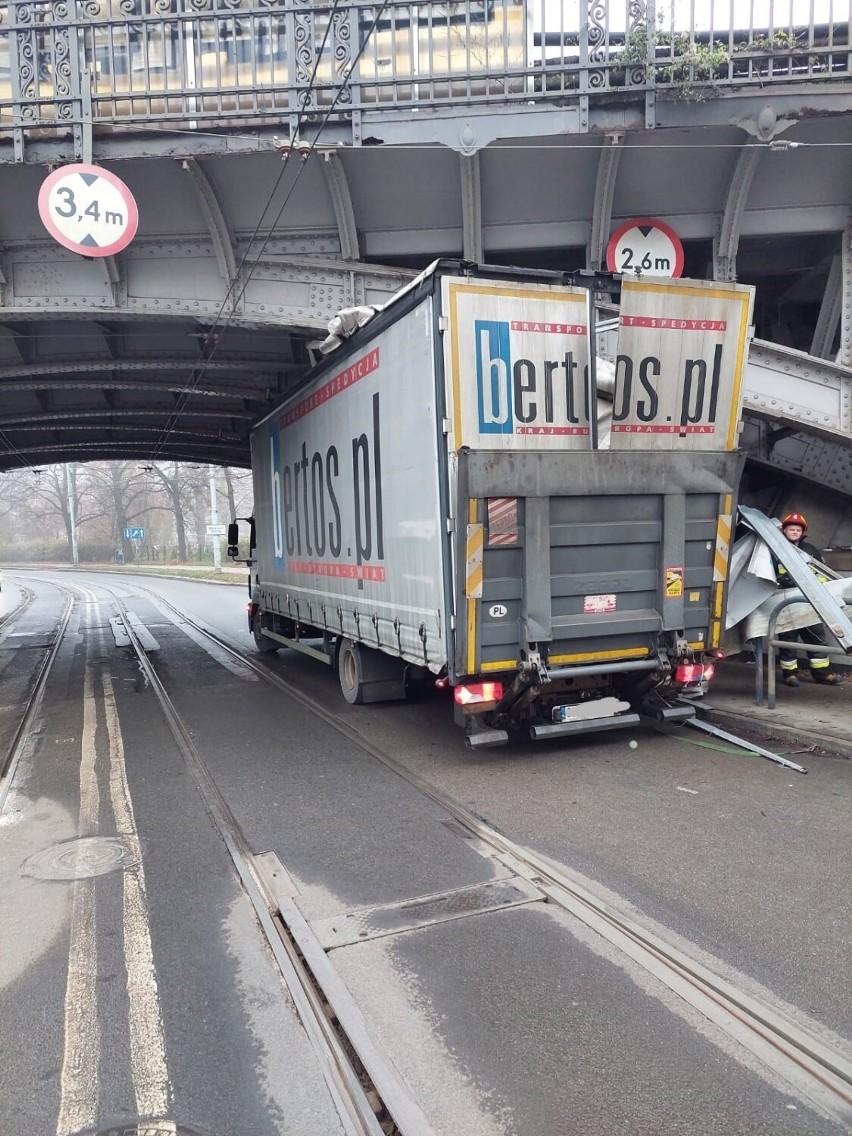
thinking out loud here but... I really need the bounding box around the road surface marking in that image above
[56,660,101,1135]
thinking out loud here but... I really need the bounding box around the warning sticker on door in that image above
[665,566,684,598]
[584,593,617,614]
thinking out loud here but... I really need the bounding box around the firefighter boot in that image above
[812,672,843,686]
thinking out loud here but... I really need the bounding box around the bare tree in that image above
[147,463,193,561]
[222,465,253,524]
[85,461,157,561]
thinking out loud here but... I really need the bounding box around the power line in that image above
[147,0,345,461]
[149,0,394,462]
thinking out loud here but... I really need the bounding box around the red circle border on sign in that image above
[606,216,685,278]
[37,163,139,258]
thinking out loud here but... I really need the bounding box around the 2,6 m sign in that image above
[606,217,684,279]
[38,163,139,258]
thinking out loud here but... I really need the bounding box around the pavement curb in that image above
[699,705,852,761]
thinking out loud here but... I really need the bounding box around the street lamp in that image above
[65,463,78,565]
[208,463,221,573]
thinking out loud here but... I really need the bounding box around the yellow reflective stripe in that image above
[810,658,831,669]
[713,513,732,582]
[713,582,724,620]
[466,501,480,675]
[465,524,484,598]
[710,621,721,648]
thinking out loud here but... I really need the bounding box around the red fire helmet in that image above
[781,512,808,533]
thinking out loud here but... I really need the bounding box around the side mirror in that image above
[227,521,239,545]
[227,545,239,560]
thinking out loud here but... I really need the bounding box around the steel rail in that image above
[128,586,852,1131]
[101,585,429,1136]
[0,584,74,814]
[0,578,36,631]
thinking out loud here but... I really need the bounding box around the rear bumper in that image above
[529,712,641,740]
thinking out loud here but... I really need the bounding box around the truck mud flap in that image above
[529,713,641,740]
[637,699,697,723]
[463,718,510,749]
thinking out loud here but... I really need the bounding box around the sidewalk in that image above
[700,656,852,758]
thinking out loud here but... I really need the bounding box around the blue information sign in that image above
[124,527,144,540]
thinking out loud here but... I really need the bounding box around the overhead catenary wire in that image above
[148,0,394,464]
[146,0,346,462]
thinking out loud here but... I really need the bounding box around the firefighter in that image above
[774,512,842,688]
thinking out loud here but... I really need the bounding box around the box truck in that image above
[229,262,754,747]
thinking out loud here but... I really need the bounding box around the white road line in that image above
[101,642,173,1119]
[56,657,101,1136]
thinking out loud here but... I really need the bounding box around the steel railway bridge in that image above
[0,0,850,527]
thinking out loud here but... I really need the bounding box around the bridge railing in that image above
[0,0,848,145]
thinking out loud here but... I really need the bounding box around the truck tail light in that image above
[673,662,715,685]
[454,681,504,706]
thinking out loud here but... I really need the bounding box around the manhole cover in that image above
[21,836,142,881]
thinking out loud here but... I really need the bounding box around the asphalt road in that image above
[2,568,851,1136]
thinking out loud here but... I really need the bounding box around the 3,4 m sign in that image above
[38,164,139,258]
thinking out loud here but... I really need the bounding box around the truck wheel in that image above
[252,610,278,653]
[338,638,365,704]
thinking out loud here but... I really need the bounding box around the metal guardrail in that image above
[754,593,850,709]
[0,0,848,150]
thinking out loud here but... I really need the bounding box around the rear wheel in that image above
[252,609,278,653]
[338,638,365,704]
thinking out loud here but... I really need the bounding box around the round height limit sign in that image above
[606,217,684,278]
[38,163,139,257]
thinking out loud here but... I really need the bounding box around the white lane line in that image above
[56,656,101,1136]
[101,646,173,1120]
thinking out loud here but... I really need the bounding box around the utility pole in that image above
[208,463,221,573]
[66,463,79,565]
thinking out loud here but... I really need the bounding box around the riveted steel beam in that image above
[744,339,852,442]
[7,421,245,445]
[713,142,763,282]
[0,357,291,380]
[588,134,622,271]
[101,256,121,306]
[181,157,239,299]
[811,255,843,360]
[321,151,360,263]
[460,153,483,265]
[0,442,251,470]
[0,324,31,363]
[741,416,852,500]
[0,249,412,329]
[0,405,256,427]
[0,376,274,401]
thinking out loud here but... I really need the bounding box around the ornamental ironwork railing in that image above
[0,0,848,147]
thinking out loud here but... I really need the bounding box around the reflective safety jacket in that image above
[773,539,828,588]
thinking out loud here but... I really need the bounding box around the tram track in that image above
[6,573,408,1136]
[0,583,73,813]
[104,584,417,1136]
[0,578,36,631]
[124,581,852,1133]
